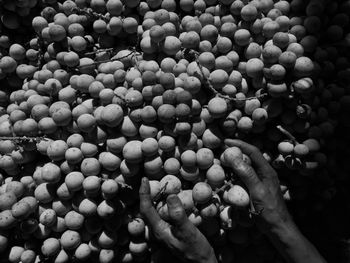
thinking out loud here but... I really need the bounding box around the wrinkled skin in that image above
[139,177,217,263]
[224,139,293,232]
[140,139,326,263]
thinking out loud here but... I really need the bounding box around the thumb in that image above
[166,194,188,228]
[231,157,262,193]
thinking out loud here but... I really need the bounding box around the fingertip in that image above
[224,139,240,143]
[166,195,186,215]
[142,177,149,186]
[139,177,150,194]
[224,139,234,146]
[231,158,246,171]
[166,194,181,207]
[166,195,187,226]
[225,139,245,148]
[225,140,263,162]
[232,159,261,190]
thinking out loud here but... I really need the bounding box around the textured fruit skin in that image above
[208,97,227,118]
[0,0,342,261]
[192,182,213,204]
[223,185,250,207]
[160,175,182,195]
[223,147,243,166]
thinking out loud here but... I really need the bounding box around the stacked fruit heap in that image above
[0,0,349,262]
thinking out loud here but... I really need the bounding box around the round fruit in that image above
[159,175,181,195]
[223,147,243,165]
[60,230,81,250]
[196,148,214,170]
[223,185,250,207]
[208,97,227,118]
[101,104,124,127]
[123,141,143,163]
[41,238,60,257]
[192,182,212,204]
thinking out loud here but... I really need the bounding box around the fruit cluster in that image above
[0,0,349,262]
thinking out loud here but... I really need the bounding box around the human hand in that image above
[139,177,217,263]
[224,140,327,263]
[224,139,293,233]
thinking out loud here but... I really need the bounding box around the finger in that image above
[224,139,275,178]
[139,177,164,231]
[166,194,189,229]
[231,157,264,193]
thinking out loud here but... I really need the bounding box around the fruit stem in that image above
[0,136,48,142]
[84,47,116,56]
[190,49,268,103]
[77,50,141,69]
[214,183,231,195]
[276,125,299,144]
[71,7,110,22]
[152,182,168,203]
[248,197,264,218]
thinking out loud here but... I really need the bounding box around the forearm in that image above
[267,220,327,263]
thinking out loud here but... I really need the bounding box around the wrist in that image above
[268,218,300,239]
[260,206,295,235]
[264,213,327,263]
[265,216,305,252]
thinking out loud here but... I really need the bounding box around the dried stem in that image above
[0,136,48,144]
[77,50,141,69]
[214,182,232,195]
[152,182,168,203]
[0,136,46,140]
[84,48,116,56]
[276,125,298,144]
[249,197,264,217]
[190,49,268,103]
[71,7,110,22]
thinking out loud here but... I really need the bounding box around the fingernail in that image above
[166,195,178,206]
[232,157,243,167]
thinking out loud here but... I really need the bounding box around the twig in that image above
[214,182,231,195]
[84,48,116,56]
[77,50,141,69]
[71,7,110,22]
[276,125,298,144]
[117,182,133,190]
[249,197,264,218]
[36,35,45,68]
[152,182,168,203]
[130,50,142,72]
[0,136,48,142]
[190,49,269,103]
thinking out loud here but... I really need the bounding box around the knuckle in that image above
[154,222,168,241]
[246,169,256,179]
[254,186,267,198]
[140,208,147,217]
[140,204,146,213]
[170,208,184,218]
[244,168,258,182]
[235,160,248,172]
[249,145,260,154]
[154,229,165,241]
[140,202,151,215]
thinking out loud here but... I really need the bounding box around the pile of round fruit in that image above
[0,0,349,262]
